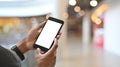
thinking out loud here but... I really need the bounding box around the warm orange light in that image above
[80,10,85,16]
[74,6,81,12]
[95,4,108,15]
[95,18,102,25]
[0,18,20,27]
[91,4,108,24]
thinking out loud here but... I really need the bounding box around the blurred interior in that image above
[0,0,120,67]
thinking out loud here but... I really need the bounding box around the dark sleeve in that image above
[0,46,21,67]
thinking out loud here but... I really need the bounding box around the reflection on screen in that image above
[35,20,62,49]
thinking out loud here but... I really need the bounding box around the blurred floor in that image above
[56,35,120,67]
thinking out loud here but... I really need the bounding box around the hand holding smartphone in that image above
[34,17,64,53]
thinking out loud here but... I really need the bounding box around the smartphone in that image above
[34,17,64,52]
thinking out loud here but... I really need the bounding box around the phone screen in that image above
[35,20,62,49]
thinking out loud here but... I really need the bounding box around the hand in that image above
[16,21,46,54]
[35,38,58,67]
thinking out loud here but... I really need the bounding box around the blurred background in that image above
[0,0,120,67]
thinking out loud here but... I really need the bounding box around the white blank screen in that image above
[35,20,62,49]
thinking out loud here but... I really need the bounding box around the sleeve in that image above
[0,46,21,67]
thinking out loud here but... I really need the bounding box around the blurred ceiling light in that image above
[69,0,77,6]
[62,12,69,19]
[90,0,98,7]
[74,6,81,12]
[80,10,85,16]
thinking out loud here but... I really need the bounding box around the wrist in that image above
[11,45,25,60]
[17,38,29,54]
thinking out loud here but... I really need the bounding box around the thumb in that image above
[45,38,58,56]
[36,48,42,56]
[35,21,46,31]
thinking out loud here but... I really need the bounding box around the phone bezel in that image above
[34,17,64,52]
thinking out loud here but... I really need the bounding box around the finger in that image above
[56,34,61,40]
[36,48,42,56]
[58,32,62,35]
[56,32,62,40]
[35,21,46,31]
[45,38,58,56]
[56,35,60,40]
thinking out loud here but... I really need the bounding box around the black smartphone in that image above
[34,17,64,53]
